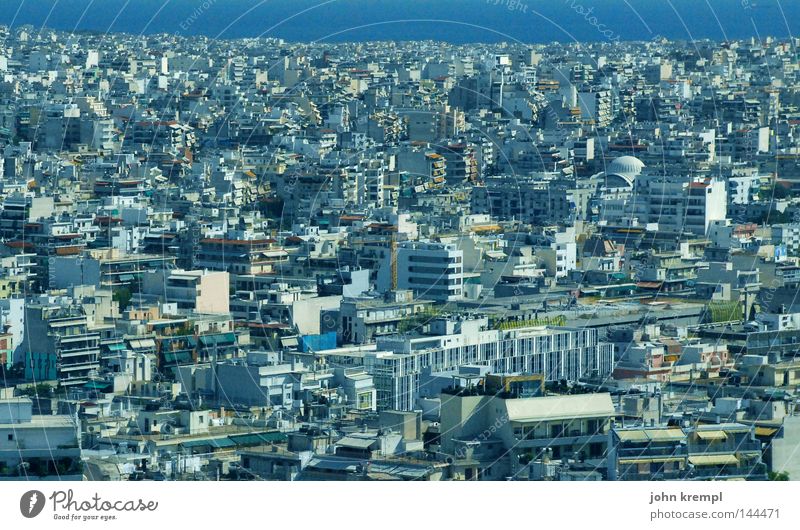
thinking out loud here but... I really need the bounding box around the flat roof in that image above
[337,436,376,449]
[505,393,614,423]
[0,415,76,429]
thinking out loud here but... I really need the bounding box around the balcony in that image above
[59,348,100,359]
[617,468,689,481]
[616,446,685,459]
[58,332,100,342]
[688,441,763,454]
[57,361,99,371]
[513,432,606,448]
[688,463,767,480]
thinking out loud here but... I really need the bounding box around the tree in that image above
[754,209,792,224]
[768,471,790,481]
[759,184,790,201]
[113,288,133,311]
[19,383,53,398]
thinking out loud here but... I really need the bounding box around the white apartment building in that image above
[773,224,800,256]
[602,173,727,235]
[394,241,464,303]
[0,398,82,478]
[534,228,578,279]
[319,317,614,410]
[728,175,763,205]
[359,159,385,208]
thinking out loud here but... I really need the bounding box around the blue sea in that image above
[1,0,797,43]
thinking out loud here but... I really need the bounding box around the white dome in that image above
[607,156,645,178]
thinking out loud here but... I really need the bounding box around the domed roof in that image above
[607,156,645,178]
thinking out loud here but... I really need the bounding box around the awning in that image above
[229,432,287,446]
[281,336,299,348]
[616,430,650,443]
[471,224,501,233]
[696,430,728,441]
[128,338,156,350]
[229,434,268,446]
[637,281,664,289]
[689,454,739,466]
[199,333,236,347]
[104,343,126,351]
[646,429,685,442]
[83,380,111,390]
[181,438,236,450]
[257,432,287,443]
[754,427,778,437]
[163,351,193,364]
[619,456,684,465]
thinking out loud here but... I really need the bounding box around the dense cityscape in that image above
[0,23,798,482]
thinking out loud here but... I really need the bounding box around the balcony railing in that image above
[689,464,767,480]
[618,470,689,481]
[688,441,763,453]
[617,446,686,459]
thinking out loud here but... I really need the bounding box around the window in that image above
[7,434,12,441]
[358,392,372,410]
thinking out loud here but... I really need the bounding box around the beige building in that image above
[142,269,230,314]
[741,359,800,387]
